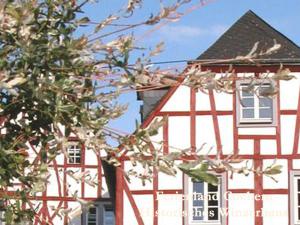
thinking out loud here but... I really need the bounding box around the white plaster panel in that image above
[84,169,98,198]
[47,168,60,196]
[263,159,288,189]
[66,168,82,197]
[215,92,233,111]
[293,159,300,169]
[124,161,153,190]
[168,117,190,151]
[161,86,190,111]
[124,192,139,225]
[134,195,154,225]
[196,90,211,111]
[238,139,254,155]
[280,115,296,155]
[85,149,98,165]
[280,75,299,110]
[158,168,183,190]
[219,116,234,154]
[157,194,183,225]
[149,118,164,151]
[238,127,276,135]
[262,195,289,225]
[228,160,254,189]
[260,140,277,155]
[58,123,66,136]
[227,193,255,225]
[55,152,65,165]
[101,176,110,198]
[196,116,217,155]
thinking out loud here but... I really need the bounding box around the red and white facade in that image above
[116,66,300,225]
[115,11,300,225]
[1,129,113,225]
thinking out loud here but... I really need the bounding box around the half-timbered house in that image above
[117,10,300,225]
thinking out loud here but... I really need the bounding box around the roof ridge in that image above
[197,10,300,63]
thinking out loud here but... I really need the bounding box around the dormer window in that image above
[236,80,277,126]
[67,144,81,164]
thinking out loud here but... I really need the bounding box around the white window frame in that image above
[290,171,300,225]
[184,174,226,225]
[236,80,277,127]
[67,144,81,164]
[86,206,98,225]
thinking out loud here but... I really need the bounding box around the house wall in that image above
[120,70,300,225]
[0,125,111,225]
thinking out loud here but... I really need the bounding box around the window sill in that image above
[237,119,276,127]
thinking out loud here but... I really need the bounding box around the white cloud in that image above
[158,24,228,42]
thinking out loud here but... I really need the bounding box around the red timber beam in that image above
[156,110,297,117]
[232,77,239,155]
[276,81,282,155]
[201,65,300,73]
[116,164,124,225]
[293,89,300,155]
[190,88,196,153]
[63,151,68,225]
[153,169,159,225]
[254,139,263,225]
[208,90,222,153]
[163,117,169,155]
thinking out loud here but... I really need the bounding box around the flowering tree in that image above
[0,0,293,223]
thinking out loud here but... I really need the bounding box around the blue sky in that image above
[83,0,300,134]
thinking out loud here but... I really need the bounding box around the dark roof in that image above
[138,11,300,122]
[197,10,300,64]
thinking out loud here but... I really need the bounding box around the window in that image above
[87,207,97,225]
[236,80,277,126]
[84,203,115,225]
[185,175,226,225]
[104,206,115,225]
[67,144,81,164]
[290,172,300,225]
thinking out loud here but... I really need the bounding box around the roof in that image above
[138,10,300,122]
[197,10,300,64]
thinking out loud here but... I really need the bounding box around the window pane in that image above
[259,85,271,96]
[241,88,253,97]
[242,108,254,118]
[193,182,204,220]
[208,208,219,220]
[241,98,254,107]
[208,194,218,206]
[298,207,300,221]
[297,179,300,191]
[259,97,272,107]
[298,193,300,207]
[259,108,272,119]
[104,208,115,225]
[76,157,81,164]
[208,183,218,192]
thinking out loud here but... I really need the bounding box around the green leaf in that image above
[264,165,282,175]
[76,17,90,26]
